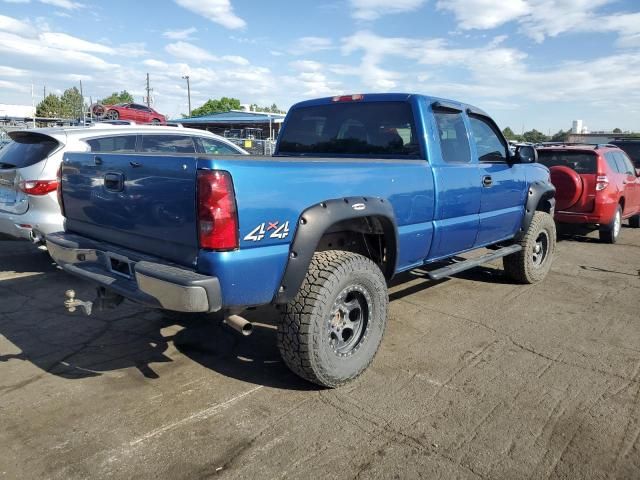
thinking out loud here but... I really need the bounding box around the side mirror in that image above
[514,145,537,164]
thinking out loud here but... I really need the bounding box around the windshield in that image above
[0,132,59,169]
[278,101,420,158]
[537,150,597,174]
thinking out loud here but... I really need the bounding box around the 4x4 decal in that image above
[244,221,290,242]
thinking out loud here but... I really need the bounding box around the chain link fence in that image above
[226,138,276,155]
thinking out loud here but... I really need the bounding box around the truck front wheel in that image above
[503,211,556,284]
[278,250,388,388]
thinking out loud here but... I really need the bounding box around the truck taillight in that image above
[19,179,59,195]
[56,164,65,215]
[596,175,609,191]
[197,170,238,251]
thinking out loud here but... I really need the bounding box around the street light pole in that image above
[182,75,191,117]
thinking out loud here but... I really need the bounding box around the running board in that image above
[426,244,522,281]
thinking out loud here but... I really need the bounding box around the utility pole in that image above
[79,80,85,126]
[145,73,152,107]
[182,75,191,116]
[43,85,46,99]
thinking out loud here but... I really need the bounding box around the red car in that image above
[537,144,640,243]
[92,103,166,124]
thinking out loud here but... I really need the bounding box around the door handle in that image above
[482,175,493,187]
[104,172,124,192]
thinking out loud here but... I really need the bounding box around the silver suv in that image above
[0,124,247,242]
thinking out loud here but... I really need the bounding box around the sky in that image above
[0,0,638,132]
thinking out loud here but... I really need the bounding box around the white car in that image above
[0,124,247,243]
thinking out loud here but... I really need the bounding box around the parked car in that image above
[48,93,556,388]
[610,139,640,168]
[92,103,167,124]
[0,125,247,243]
[536,143,640,242]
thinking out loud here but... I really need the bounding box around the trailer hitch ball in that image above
[64,289,93,316]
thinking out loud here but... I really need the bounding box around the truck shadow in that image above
[0,242,314,392]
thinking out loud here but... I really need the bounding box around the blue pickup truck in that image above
[47,93,556,387]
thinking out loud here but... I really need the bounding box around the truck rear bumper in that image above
[46,232,222,313]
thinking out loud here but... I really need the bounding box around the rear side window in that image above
[277,101,420,158]
[141,135,195,153]
[605,152,620,173]
[537,151,597,174]
[614,151,635,175]
[0,132,59,169]
[468,116,508,163]
[196,137,241,155]
[86,135,137,153]
[611,142,640,167]
[433,110,471,163]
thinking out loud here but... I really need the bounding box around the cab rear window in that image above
[0,132,59,169]
[537,151,597,174]
[277,101,420,158]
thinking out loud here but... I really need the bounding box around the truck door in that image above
[468,114,526,246]
[426,106,481,260]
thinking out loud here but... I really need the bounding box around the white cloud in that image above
[162,27,197,40]
[0,14,34,36]
[39,0,83,9]
[143,59,170,70]
[174,0,246,29]
[0,65,28,76]
[222,55,249,65]
[165,41,217,62]
[436,0,529,29]
[40,32,116,54]
[291,36,333,55]
[436,0,639,47]
[3,0,31,3]
[350,0,427,20]
[0,79,30,92]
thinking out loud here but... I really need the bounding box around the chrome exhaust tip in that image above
[224,314,253,336]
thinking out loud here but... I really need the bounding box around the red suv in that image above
[536,144,640,243]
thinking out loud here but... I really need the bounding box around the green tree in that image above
[248,103,286,114]
[100,90,135,105]
[190,97,242,117]
[502,127,517,140]
[36,94,63,118]
[613,127,622,133]
[522,129,548,144]
[60,87,84,119]
[550,129,568,142]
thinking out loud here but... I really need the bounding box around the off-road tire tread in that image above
[503,211,556,284]
[277,250,388,388]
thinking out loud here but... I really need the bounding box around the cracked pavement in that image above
[0,227,639,479]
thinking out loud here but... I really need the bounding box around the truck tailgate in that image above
[61,152,199,267]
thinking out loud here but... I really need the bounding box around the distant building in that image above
[571,119,589,134]
[0,104,36,118]
[171,110,286,140]
[567,132,638,144]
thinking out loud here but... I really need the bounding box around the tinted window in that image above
[141,135,195,153]
[86,135,137,153]
[278,101,420,158]
[434,110,471,163]
[537,150,597,173]
[197,137,241,155]
[0,132,59,169]
[468,116,507,163]
[605,152,620,173]
[611,142,640,167]
[614,151,635,175]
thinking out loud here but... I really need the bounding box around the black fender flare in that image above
[515,180,556,241]
[273,196,398,304]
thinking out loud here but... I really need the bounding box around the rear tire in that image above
[629,214,640,228]
[503,211,556,284]
[278,250,388,388]
[599,205,622,243]
[105,109,119,120]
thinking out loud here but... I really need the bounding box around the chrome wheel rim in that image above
[531,231,549,268]
[328,285,371,356]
